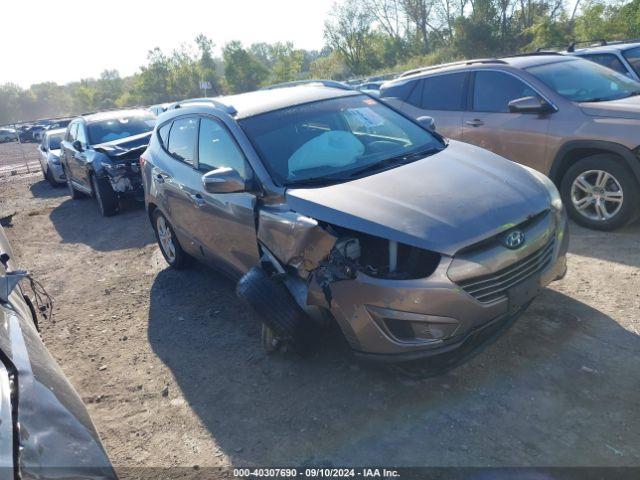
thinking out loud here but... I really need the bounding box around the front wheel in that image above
[560,154,640,231]
[91,175,119,217]
[44,166,59,187]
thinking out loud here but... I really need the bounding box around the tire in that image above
[152,210,190,269]
[91,174,119,217]
[44,166,58,187]
[560,154,640,231]
[65,170,82,200]
[236,267,316,355]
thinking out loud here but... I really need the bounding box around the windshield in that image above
[527,58,640,102]
[49,134,63,150]
[622,47,640,78]
[239,95,443,186]
[88,113,155,145]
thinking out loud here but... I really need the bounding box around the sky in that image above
[1,0,334,88]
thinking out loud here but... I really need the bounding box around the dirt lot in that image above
[1,170,639,473]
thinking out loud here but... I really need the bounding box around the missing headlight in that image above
[323,225,441,280]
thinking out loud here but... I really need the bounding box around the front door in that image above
[191,116,259,275]
[462,70,551,170]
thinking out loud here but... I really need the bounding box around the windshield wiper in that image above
[345,146,441,178]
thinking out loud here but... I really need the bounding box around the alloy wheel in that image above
[156,215,176,263]
[570,169,624,222]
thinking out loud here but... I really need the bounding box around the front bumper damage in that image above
[95,144,146,200]
[256,205,569,362]
[102,161,143,198]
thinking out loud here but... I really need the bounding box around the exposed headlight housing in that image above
[521,165,563,211]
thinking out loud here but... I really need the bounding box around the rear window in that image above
[88,114,155,145]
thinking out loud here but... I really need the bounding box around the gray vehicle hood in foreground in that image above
[579,95,640,120]
[285,140,550,256]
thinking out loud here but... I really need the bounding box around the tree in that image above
[223,41,270,93]
[324,0,378,75]
[195,34,222,95]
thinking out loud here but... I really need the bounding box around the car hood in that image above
[285,140,550,256]
[49,149,61,157]
[579,95,640,120]
[93,131,152,160]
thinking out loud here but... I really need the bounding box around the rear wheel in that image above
[153,210,190,269]
[91,175,119,217]
[560,154,640,230]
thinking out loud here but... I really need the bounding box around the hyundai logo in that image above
[503,230,525,249]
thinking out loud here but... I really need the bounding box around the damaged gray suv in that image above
[141,85,569,364]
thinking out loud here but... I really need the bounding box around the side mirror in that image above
[202,167,250,194]
[416,115,436,132]
[508,96,554,114]
[72,140,83,152]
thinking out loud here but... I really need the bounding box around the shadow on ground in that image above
[147,267,640,467]
[568,219,640,268]
[29,179,68,199]
[49,197,155,251]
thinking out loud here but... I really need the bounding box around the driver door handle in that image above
[465,119,484,127]
[190,193,206,207]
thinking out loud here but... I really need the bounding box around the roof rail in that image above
[398,58,506,78]
[503,51,564,58]
[261,79,352,91]
[566,39,607,52]
[170,98,237,115]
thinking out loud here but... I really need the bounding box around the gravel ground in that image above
[1,172,639,474]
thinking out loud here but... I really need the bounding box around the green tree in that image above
[223,41,269,93]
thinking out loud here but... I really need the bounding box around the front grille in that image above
[458,238,555,303]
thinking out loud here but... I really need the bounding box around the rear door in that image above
[156,116,202,252]
[462,70,551,169]
[402,72,468,139]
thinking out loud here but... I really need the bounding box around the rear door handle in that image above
[190,193,205,207]
[155,173,167,184]
[465,119,484,127]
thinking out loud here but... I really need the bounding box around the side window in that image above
[406,80,423,107]
[473,71,537,113]
[167,117,198,165]
[67,122,78,141]
[197,117,247,176]
[76,123,88,145]
[158,122,171,147]
[420,73,467,111]
[582,53,628,76]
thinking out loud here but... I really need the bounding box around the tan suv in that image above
[381,53,640,230]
